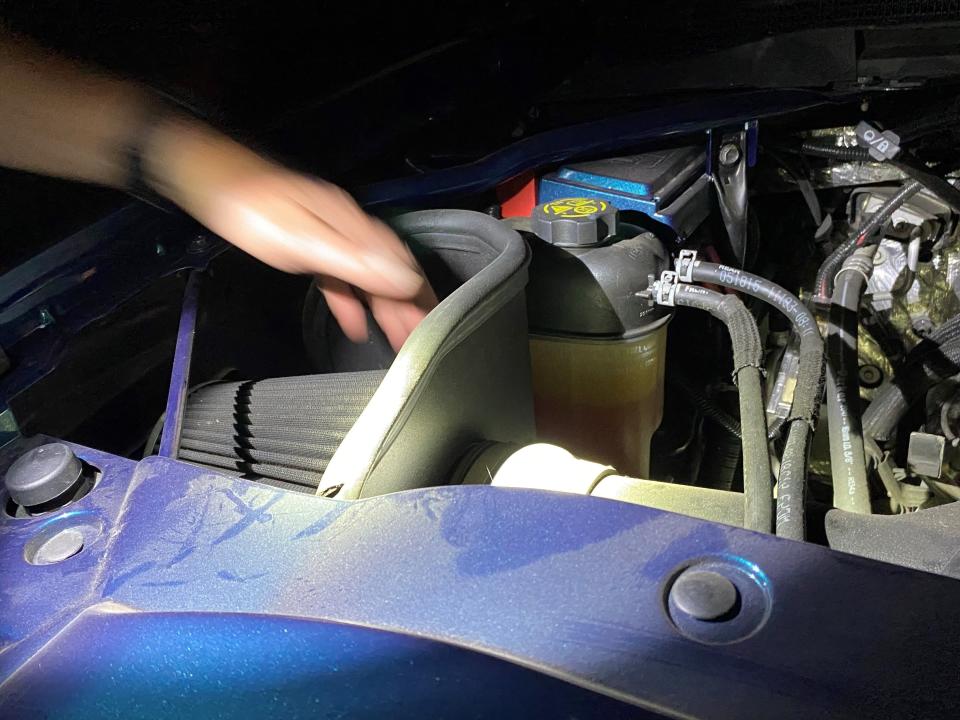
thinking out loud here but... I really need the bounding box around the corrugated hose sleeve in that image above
[799,141,960,214]
[682,260,822,541]
[671,284,772,533]
[813,180,922,302]
[668,372,742,439]
[863,313,960,442]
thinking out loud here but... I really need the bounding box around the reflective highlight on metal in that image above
[0,610,648,719]
[158,270,202,458]
[1,445,959,718]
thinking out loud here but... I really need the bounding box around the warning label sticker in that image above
[541,198,607,218]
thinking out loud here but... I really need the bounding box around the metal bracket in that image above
[710,124,751,266]
[158,271,202,458]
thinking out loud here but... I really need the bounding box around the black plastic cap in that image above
[4,443,82,508]
[670,569,739,621]
[531,198,618,247]
[526,230,671,338]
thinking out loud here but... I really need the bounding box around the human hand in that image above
[144,116,437,351]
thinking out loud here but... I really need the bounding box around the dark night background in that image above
[3,1,960,271]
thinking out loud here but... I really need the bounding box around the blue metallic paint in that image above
[1,446,959,717]
[0,610,648,720]
[158,270,201,458]
[2,88,958,717]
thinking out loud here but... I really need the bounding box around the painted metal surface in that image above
[0,611,647,719]
[1,447,959,718]
[359,90,835,209]
[0,205,223,405]
[158,271,202,458]
[539,173,712,242]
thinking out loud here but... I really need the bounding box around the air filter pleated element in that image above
[179,370,387,493]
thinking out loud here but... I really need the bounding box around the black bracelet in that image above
[124,92,207,210]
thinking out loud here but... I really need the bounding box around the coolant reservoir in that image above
[525,198,671,477]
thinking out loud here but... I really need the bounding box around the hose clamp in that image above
[834,247,876,287]
[651,271,681,307]
[676,249,698,282]
[833,266,871,287]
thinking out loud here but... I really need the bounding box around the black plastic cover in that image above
[525,230,671,339]
[4,442,82,507]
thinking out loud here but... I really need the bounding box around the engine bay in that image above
[6,110,960,582]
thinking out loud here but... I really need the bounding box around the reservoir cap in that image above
[532,198,618,247]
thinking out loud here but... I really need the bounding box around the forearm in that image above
[0,29,433,350]
[0,30,273,207]
[0,29,155,188]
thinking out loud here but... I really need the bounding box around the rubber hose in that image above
[891,157,960,214]
[825,249,874,514]
[800,140,960,214]
[863,314,960,442]
[670,284,772,533]
[814,180,923,301]
[679,260,822,540]
[799,141,870,162]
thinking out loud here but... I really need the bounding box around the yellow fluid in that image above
[529,327,667,478]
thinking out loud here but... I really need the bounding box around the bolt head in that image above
[37,308,55,328]
[719,143,741,166]
[34,528,85,565]
[187,235,210,254]
[858,364,883,388]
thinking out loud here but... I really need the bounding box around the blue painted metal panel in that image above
[2,450,959,717]
[0,610,645,719]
